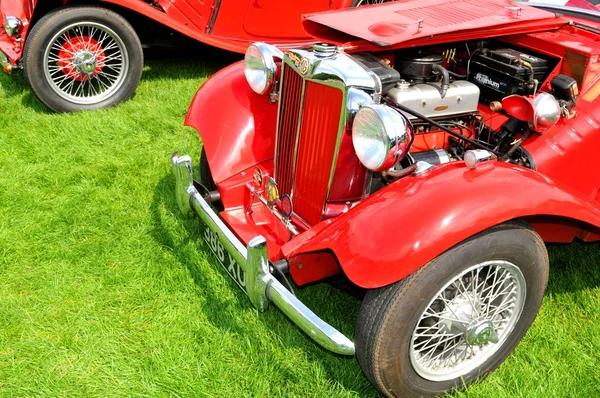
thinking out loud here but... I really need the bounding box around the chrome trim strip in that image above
[289,72,307,198]
[171,153,355,356]
[206,0,222,34]
[273,63,285,182]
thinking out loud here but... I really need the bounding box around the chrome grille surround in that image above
[274,48,378,225]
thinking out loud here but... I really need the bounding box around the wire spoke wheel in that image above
[355,223,548,397]
[26,7,142,112]
[409,260,526,381]
[43,22,128,104]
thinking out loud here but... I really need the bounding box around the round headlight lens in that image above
[352,105,412,171]
[244,43,277,95]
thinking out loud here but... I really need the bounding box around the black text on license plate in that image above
[203,225,247,292]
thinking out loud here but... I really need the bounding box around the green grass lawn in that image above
[0,51,599,397]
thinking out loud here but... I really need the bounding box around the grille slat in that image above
[293,82,343,225]
[275,64,303,196]
[275,63,343,226]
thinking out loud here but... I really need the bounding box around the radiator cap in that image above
[312,43,336,57]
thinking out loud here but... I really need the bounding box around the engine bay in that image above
[350,39,578,190]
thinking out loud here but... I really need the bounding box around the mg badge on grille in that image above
[288,52,301,68]
[300,58,310,75]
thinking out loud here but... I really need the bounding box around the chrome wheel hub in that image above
[72,50,97,75]
[465,319,499,346]
[439,292,481,334]
[409,260,526,381]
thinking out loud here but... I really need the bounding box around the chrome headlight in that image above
[3,16,22,37]
[352,104,412,171]
[244,42,281,95]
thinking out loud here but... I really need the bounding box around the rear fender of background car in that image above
[282,161,600,289]
[185,61,277,184]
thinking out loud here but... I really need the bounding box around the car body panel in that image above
[242,0,348,38]
[302,0,563,47]
[0,0,355,66]
[186,8,600,289]
[0,0,34,64]
[155,0,215,33]
[185,61,277,185]
[280,162,600,288]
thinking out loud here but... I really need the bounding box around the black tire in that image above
[200,148,218,192]
[355,222,549,398]
[351,0,392,6]
[24,6,143,112]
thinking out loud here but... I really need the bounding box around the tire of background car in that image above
[355,221,549,398]
[351,0,392,6]
[24,6,143,113]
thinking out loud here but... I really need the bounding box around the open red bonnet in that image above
[302,0,565,48]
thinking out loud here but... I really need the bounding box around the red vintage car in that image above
[0,0,386,112]
[171,0,600,396]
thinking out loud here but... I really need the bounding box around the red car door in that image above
[156,0,218,33]
[243,0,347,39]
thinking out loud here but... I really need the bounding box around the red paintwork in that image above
[281,162,600,288]
[328,132,369,202]
[0,0,355,66]
[0,1,32,64]
[288,251,341,286]
[303,0,562,47]
[59,37,105,80]
[185,62,276,186]
[187,0,600,288]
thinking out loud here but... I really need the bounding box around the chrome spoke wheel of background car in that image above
[43,22,128,105]
[409,260,526,381]
[24,6,143,112]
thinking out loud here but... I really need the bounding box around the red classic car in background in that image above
[0,0,386,112]
[171,0,600,396]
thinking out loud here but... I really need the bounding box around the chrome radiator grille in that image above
[274,63,344,226]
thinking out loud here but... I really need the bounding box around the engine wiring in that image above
[385,99,502,156]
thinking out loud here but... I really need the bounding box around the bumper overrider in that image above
[170,153,355,356]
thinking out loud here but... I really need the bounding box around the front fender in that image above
[185,61,277,183]
[0,0,34,63]
[282,162,600,289]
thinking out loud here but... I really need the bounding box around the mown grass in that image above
[0,48,598,397]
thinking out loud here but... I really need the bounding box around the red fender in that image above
[185,61,277,184]
[282,161,600,289]
[0,0,33,63]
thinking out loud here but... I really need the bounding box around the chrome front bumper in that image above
[170,153,355,356]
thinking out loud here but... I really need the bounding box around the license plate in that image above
[202,223,247,293]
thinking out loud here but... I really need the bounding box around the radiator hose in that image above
[432,64,450,99]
